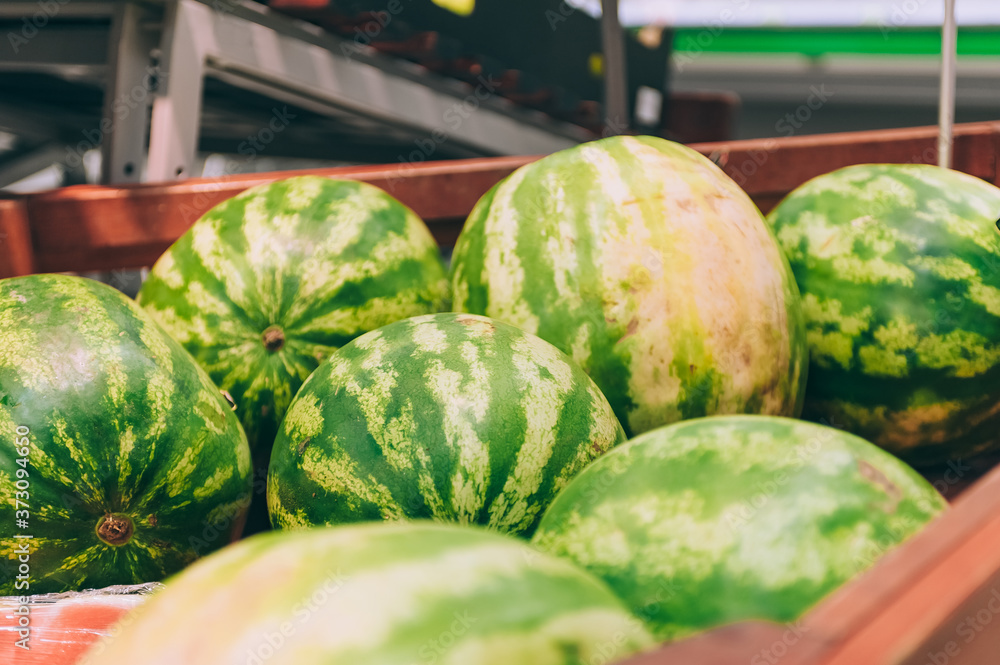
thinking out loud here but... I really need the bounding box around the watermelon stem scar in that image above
[262,326,285,352]
[97,513,134,546]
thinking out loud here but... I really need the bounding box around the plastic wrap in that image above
[0,583,161,665]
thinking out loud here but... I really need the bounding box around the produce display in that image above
[531,415,947,642]
[768,164,1000,466]
[267,312,625,536]
[81,522,655,665]
[0,275,252,595]
[137,176,450,468]
[450,135,808,437]
[4,132,997,665]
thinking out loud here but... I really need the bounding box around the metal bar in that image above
[0,101,93,142]
[0,1,115,20]
[0,143,67,189]
[100,2,160,184]
[0,24,110,70]
[201,1,584,155]
[938,0,958,168]
[147,0,208,181]
[196,0,564,131]
[601,0,628,134]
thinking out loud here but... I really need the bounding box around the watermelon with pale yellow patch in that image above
[531,415,946,642]
[0,275,252,594]
[83,522,654,665]
[450,135,807,437]
[767,164,1000,465]
[267,312,626,536]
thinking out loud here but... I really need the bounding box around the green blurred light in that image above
[672,28,1000,56]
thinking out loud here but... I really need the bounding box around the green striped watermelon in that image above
[0,275,252,595]
[767,164,1000,466]
[450,135,807,438]
[267,312,626,536]
[83,522,655,665]
[136,176,450,468]
[531,415,946,642]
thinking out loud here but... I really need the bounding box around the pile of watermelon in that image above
[2,134,999,665]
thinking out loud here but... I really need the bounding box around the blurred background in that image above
[0,0,997,192]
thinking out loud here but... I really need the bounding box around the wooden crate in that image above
[2,121,1000,665]
[3,121,999,279]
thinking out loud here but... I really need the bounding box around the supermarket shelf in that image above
[670,50,1000,139]
[0,0,587,185]
[144,0,587,179]
[671,53,1000,107]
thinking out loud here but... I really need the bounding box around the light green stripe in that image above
[483,167,539,331]
[423,356,490,523]
[301,445,403,519]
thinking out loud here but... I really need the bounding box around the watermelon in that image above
[0,275,252,595]
[136,176,450,470]
[267,312,626,536]
[531,415,947,642]
[83,522,655,665]
[767,164,1000,466]
[450,135,807,437]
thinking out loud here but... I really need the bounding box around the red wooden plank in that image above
[992,128,1000,189]
[809,461,1000,664]
[26,156,535,273]
[690,121,1000,214]
[0,198,36,278]
[20,121,1000,275]
[624,621,825,665]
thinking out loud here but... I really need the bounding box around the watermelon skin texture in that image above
[531,415,946,642]
[136,176,450,466]
[0,275,252,595]
[767,164,1000,466]
[267,312,626,536]
[450,135,807,438]
[83,522,655,665]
